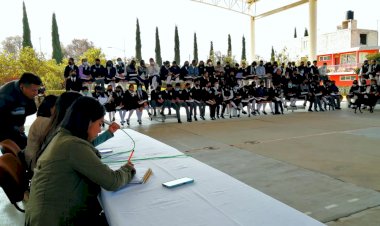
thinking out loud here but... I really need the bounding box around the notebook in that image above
[130,167,153,184]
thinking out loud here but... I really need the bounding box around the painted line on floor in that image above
[325,204,338,209]
[347,198,359,203]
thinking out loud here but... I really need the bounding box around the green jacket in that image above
[25,128,134,226]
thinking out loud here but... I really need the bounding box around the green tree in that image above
[22,2,33,48]
[366,53,380,62]
[209,41,215,63]
[155,27,162,66]
[79,48,106,65]
[294,27,297,38]
[241,35,246,61]
[174,25,180,64]
[304,28,309,37]
[193,32,198,63]
[227,34,232,57]
[135,18,142,62]
[270,46,275,63]
[52,13,63,64]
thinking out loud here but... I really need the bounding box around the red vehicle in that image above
[317,47,379,87]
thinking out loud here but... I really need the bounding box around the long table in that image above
[98,129,325,226]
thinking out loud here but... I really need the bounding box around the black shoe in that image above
[335,107,341,110]
[217,115,220,118]
[187,118,192,122]
[237,114,240,118]
[263,111,267,115]
[138,120,142,125]
[200,116,205,120]
[275,112,281,115]
[242,110,247,114]
[178,119,182,123]
[308,109,313,112]
[127,120,130,126]
[271,111,275,115]
[320,109,324,112]
[251,111,256,115]
[112,117,115,122]
[194,116,198,121]
[221,115,225,119]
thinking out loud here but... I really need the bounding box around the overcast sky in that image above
[1,0,379,63]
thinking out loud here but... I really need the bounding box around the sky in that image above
[1,0,379,63]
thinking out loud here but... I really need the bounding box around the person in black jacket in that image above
[65,69,82,92]
[135,84,150,124]
[105,60,116,87]
[191,79,205,120]
[0,72,42,149]
[91,58,106,90]
[123,84,139,126]
[64,57,79,83]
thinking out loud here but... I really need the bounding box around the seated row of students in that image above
[85,71,348,126]
[347,79,380,113]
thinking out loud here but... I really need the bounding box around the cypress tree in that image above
[193,32,198,63]
[135,18,142,62]
[241,36,246,61]
[174,25,180,65]
[270,46,275,63]
[22,1,33,48]
[155,27,162,66]
[294,27,297,38]
[304,28,309,37]
[227,34,232,57]
[209,41,215,63]
[52,13,63,63]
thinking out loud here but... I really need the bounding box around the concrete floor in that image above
[1,104,380,225]
[133,107,380,226]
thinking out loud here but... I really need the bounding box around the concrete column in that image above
[250,16,255,61]
[309,0,317,61]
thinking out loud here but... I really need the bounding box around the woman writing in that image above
[25,96,135,226]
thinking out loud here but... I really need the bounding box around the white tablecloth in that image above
[98,129,325,226]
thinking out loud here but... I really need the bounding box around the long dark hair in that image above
[36,95,57,117]
[61,96,105,140]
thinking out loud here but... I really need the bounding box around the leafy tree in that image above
[79,48,106,65]
[155,27,162,66]
[1,36,23,56]
[366,53,380,62]
[275,47,290,64]
[227,34,232,57]
[135,18,142,62]
[174,26,180,65]
[22,2,33,48]
[193,32,198,63]
[64,39,94,61]
[294,27,297,38]
[241,36,246,61]
[52,13,63,63]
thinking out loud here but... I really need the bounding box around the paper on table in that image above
[130,167,153,184]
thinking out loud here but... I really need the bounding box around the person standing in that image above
[63,58,79,85]
[0,73,42,149]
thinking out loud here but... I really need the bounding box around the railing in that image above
[326,63,361,74]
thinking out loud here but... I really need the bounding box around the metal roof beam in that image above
[254,0,310,20]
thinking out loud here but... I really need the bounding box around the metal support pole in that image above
[309,0,317,61]
[250,16,255,61]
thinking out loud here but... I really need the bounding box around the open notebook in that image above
[130,167,153,184]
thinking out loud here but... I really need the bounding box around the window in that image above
[319,55,331,61]
[360,34,367,45]
[340,75,356,81]
[340,53,356,65]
